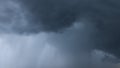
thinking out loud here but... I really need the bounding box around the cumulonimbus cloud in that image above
[0,0,120,68]
[18,0,120,59]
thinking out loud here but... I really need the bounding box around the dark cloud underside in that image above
[0,0,120,67]
[18,0,120,59]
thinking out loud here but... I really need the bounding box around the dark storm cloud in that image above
[0,0,120,68]
[19,0,120,31]
[19,0,120,59]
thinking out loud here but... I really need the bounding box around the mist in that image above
[0,33,65,68]
[0,32,117,68]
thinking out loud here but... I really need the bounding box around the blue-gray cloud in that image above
[19,0,120,59]
[0,0,120,68]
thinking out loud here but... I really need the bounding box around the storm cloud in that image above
[18,0,120,59]
[19,0,120,31]
[0,0,120,68]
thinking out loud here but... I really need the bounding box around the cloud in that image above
[0,0,120,68]
[0,33,117,68]
[18,0,120,59]
[0,33,68,68]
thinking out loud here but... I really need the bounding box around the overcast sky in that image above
[0,0,119,68]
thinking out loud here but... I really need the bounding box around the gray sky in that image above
[0,0,120,68]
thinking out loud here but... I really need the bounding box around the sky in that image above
[19,0,120,59]
[0,30,116,68]
[0,0,120,68]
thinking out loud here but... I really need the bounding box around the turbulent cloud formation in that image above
[0,33,117,68]
[0,0,120,68]
[19,0,120,31]
[19,0,120,59]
